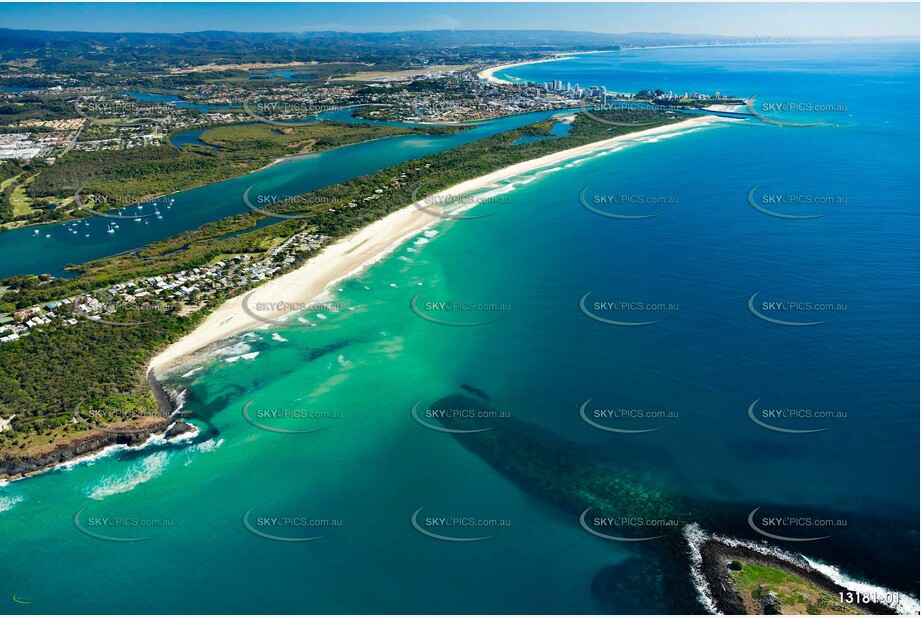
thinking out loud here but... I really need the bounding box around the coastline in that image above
[0,371,191,481]
[693,533,907,615]
[477,41,818,85]
[477,49,621,84]
[478,57,566,84]
[149,109,734,377]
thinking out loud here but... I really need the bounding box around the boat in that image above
[107,224,115,234]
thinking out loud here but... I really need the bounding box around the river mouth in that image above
[1,38,917,616]
[0,109,574,279]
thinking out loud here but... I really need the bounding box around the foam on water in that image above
[183,437,225,467]
[209,341,252,359]
[54,442,136,472]
[170,388,188,415]
[180,366,203,378]
[803,557,921,615]
[682,523,920,615]
[169,423,201,444]
[683,524,721,614]
[86,451,169,500]
[0,493,24,513]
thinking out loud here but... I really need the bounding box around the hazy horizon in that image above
[0,3,917,38]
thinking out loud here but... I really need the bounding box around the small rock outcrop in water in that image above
[697,535,898,615]
[165,421,194,438]
[460,384,490,401]
[430,392,911,615]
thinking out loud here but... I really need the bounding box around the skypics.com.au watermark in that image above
[410,291,510,327]
[747,399,846,434]
[580,292,679,327]
[73,298,171,327]
[410,182,511,220]
[579,186,678,220]
[410,400,510,434]
[747,185,846,220]
[241,292,344,328]
[73,508,174,542]
[74,95,144,126]
[242,185,338,220]
[747,292,847,326]
[243,508,341,542]
[580,508,681,542]
[746,93,846,127]
[411,507,510,542]
[748,506,847,542]
[242,400,342,434]
[579,399,678,434]
[577,100,662,127]
[73,401,163,435]
[73,185,173,221]
[242,94,350,126]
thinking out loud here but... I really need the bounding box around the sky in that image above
[0,3,917,37]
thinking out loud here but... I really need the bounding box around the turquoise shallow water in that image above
[1,42,918,613]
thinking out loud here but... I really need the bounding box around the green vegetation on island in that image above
[728,562,862,615]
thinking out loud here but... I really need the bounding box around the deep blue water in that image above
[496,43,920,513]
[1,42,918,614]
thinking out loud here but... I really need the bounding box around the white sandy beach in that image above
[149,110,735,376]
[478,58,559,84]
[477,44,792,84]
[477,50,615,84]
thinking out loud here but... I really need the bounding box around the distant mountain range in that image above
[0,27,889,73]
[0,27,801,49]
[0,27,800,69]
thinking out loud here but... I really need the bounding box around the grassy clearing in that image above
[10,174,38,216]
[729,563,861,615]
[0,173,21,192]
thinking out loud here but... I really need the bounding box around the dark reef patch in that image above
[460,383,490,401]
[430,392,920,611]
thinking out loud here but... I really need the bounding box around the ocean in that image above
[1,41,917,614]
[0,109,567,279]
